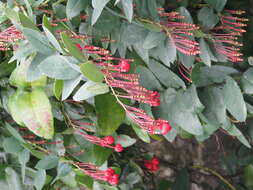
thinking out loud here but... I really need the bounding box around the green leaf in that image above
[61,32,87,62]
[205,0,227,12]
[222,125,251,148]
[95,93,125,135]
[3,137,23,155]
[121,0,133,22]
[148,59,185,89]
[172,168,190,190]
[199,38,211,66]
[39,55,80,80]
[30,88,54,139]
[54,80,63,100]
[34,169,46,190]
[115,135,136,147]
[242,68,253,94]
[5,122,25,142]
[143,31,166,49]
[73,81,106,101]
[87,83,109,94]
[43,18,63,53]
[197,7,219,30]
[80,61,104,82]
[22,28,54,55]
[19,12,39,31]
[35,155,59,170]
[135,65,163,91]
[136,19,161,32]
[223,77,247,122]
[66,0,85,19]
[62,75,82,100]
[51,162,72,184]
[248,57,253,66]
[93,145,113,166]
[18,149,30,183]
[5,167,22,190]
[8,90,25,126]
[243,165,253,187]
[91,0,110,25]
[131,124,150,143]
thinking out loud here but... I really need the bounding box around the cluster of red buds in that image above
[74,43,172,135]
[212,10,248,62]
[75,162,119,185]
[76,130,123,152]
[144,157,160,172]
[0,26,24,51]
[159,11,200,56]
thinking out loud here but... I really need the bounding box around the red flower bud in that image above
[103,136,115,145]
[119,60,131,72]
[159,121,172,135]
[114,144,123,152]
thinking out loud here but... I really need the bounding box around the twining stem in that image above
[191,165,236,190]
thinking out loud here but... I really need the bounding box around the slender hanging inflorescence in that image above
[75,162,119,185]
[159,10,200,56]
[76,43,172,135]
[212,10,248,62]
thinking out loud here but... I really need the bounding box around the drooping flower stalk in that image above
[75,162,119,185]
[75,44,172,135]
[212,10,247,62]
[159,11,200,55]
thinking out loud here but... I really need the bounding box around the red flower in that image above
[144,157,160,172]
[76,162,119,185]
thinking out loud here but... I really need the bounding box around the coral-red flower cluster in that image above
[144,157,160,172]
[76,130,123,152]
[0,26,23,51]
[75,44,172,135]
[76,162,119,185]
[159,11,200,56]
[212,10,248,62]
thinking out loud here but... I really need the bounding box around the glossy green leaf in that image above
[243,165,253,187]
[91,0,110,25]
[199,38,211,66]
[115,135,136,147]
[80,61,104,82]
[39,55,80,80]
[205,0,227,12]
[35,155,59,170]
[54,80,63,100]
[148,59,185,89]
[61,32,87,62]
[143,31,166,49]
[95,93,125,135]
[197,7,219,30]
[34,169,46,190]
[18,149,30,183]
[3,137,23,155]
[5,167,23,190]
[62,75,82,100]
[135,65,163,91]
[66,0,84,19]
[131,123,150,143]
[5,122,25,142]
[223,77,247,122]
[22,28,54,55]
[93,145,113,166]
[19,12,39,31]
[121,0,133,22]
[30,88,54,139]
